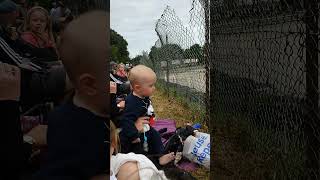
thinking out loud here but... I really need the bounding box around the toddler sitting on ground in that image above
[119,65,175,167]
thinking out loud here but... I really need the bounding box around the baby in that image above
[119,65,175,166]
[110,120,169,180]
[35,11,109,179]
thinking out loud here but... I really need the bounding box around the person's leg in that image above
[145,127,164,154]
[120,132,144,154]
[145,128,175,166]
[119,132,131,153]
[131,141,144,154]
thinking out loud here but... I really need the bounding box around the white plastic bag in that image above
[194,131,210,139]
[182,132,210,168]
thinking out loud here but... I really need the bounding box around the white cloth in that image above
[147,103,154,116]
[143,124,150,132]
[143,100,155,133]
[111,153,168,180]
[110,73,124,84]
[110,172,117,180]
[50,8,55,16]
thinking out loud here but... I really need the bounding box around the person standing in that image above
[50,1,71,34]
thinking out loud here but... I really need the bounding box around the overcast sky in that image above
[110,0,192,58]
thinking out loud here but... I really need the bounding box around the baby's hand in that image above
[135,116,150,132]
[131,138,141,144]
[110,81,117,94]
[117,100,125,109]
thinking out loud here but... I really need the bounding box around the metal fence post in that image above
[304,0,319,178]
[205,0,210,122]
[208,0,215,179]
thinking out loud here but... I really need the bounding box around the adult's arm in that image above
[120,112,148,142]
[90,174,109,180]
[119,102,141,142]
[0,63,31,179]
[2,100,28,177]
[111,94,120,114]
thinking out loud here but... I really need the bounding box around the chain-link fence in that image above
[144,1,208,126]
[208,0,319,179]
[64,0,109,15]
[140,0,320,179]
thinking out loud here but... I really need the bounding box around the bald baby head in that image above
[59,11,108,85]
[128,65,157,97]
[59,10,109,116]
[128,65,156,85]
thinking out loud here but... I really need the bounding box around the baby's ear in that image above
[78,73,97,96]
[134,84,141,90]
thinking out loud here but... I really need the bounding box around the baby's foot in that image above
[159,152,175,165]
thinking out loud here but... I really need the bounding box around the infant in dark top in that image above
[119,65,175,167]
[34,11,109,180]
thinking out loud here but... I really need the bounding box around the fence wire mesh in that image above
[208,0,319,179]
[141,0,320,179]
[145,1,208,127]
[64,0,109,15]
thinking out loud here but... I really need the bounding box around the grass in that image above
[209,110,306,180]
[151,88,210,180]
[153,83,306,180]
[155,81,208,131]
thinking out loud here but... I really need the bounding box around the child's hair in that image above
[110,120,120,154]
[118,63,125,68]
[23,6,54,42]
[128,65,156,86]
[116,63,125,73]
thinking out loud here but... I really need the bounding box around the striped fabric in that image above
[20,116,42,134]
[0,36,42,71]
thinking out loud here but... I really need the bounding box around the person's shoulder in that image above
[122,94,142,113]
[20,32,33,39]
[47,102,75,121]
[48,102,106,134]
[121,77,128,82]
[112,73,121,79]
[50,8,55,14]
[46,38,56,48]
[48,102,69,113]
[20,32,37,45]
[53,7,61,15]
[125,93,142,104]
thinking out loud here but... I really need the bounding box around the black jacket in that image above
[120,93,152,142]
[34,101,109,180]
[1,100,33,180]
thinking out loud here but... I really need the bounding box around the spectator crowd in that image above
[1,0,197,179]
[1,0,108,179]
